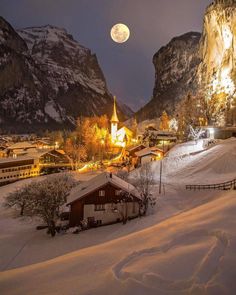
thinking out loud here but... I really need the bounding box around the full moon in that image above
[110,23,130,43]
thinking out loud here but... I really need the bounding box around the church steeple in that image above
[111,96,119,142]
[111,96,119,123]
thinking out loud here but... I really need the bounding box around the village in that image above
[1,1,236,292]
[0,96,235,236]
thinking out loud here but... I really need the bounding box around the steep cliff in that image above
[198,0,236,124]
[137,0,236,125]
[136,32,201,122]
[0,17,122,133]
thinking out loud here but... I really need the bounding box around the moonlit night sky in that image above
[0,0,212,111]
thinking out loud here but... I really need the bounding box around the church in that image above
[110,97,134,147]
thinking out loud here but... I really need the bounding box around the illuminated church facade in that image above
[110,97,133,147]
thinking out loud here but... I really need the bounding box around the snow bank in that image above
[151,138,236,184]
[0,190,235,295]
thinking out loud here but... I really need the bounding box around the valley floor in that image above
[0,138,235,294]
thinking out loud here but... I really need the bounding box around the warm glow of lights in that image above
[208,128,215,139]
[78,164,89,172]
[210,66,235,99]
[222,25,233,50]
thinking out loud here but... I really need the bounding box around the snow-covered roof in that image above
[0,156,36,165]
[7,142,36,150]
[67,172,141,205]
[126,144,146,152]
[26,149,68,159]
[135,147,163,157]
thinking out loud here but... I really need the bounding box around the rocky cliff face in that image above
[137,0,236,124]
[0,17,122,133]
[136,32,201,122]
[198,0,236,124]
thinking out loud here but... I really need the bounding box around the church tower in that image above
[111,96,119,142]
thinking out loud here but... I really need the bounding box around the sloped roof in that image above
[67,172,141,205]
[7,142,36,150]
[111,96,119,123]
[126,144,146,152]
[135,147,163,157]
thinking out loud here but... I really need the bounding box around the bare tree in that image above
[134,163,155,215]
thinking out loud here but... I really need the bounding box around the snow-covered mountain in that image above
[0,17,123,133]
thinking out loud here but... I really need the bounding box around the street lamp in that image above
[100,138,105,166]
[159,140,165,194]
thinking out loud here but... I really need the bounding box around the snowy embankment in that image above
[0,190,235,295]
[0,138,235,294]
[151,138,236,185]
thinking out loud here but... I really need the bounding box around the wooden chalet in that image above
[67,172,142,227]
[135,147,163,166]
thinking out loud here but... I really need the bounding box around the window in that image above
[115,190,121,196]
[98,190,105,197]
[95,204,105,211]
[132,202,136,214]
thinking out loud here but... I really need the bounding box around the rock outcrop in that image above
[136,32,201,122]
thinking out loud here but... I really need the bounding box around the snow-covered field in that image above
[0,138,235,294]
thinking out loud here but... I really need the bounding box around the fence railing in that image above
[186,178,236,191]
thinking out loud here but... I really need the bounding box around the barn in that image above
[67,172,141,227]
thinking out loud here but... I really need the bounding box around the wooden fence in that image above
[186,179,236,191]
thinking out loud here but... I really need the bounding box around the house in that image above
[30,149,71,174]
[32,139,55,149]
[5,142,37,158]
[135,147,163,166]
[142,128,177,147]
[123,144,146,167]
[67,172,141,227]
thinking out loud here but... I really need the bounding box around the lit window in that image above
[99,190,105,197]
[95,204,105,211]
[115,190,121,196]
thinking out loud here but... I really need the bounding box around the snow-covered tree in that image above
[29,174,76,236]
[4,182,37,216]
[4,174,76,237]
[133,163,155,215]
[188,125,205,141]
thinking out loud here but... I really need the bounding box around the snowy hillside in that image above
[0,139,235,294]
[151,138,236,184]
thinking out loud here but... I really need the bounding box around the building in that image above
[5,142,37,158]
[135,147,164,166]
[67,172,141,227]
[37,149,72,173]
[0,157,40,185]
[142,127,177,147]
[202,126,236,140]
[110,97,133,147]
[123,144,146,167]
